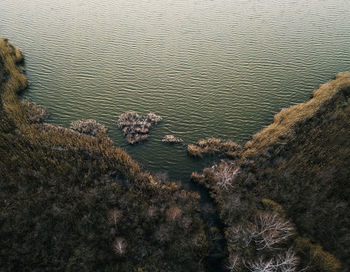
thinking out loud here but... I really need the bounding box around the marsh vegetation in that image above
[1,39,349,272]
[0,39,208,272]
[117,111,163,144]
[191,73,350,271]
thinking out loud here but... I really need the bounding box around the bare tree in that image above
[273,249,299,272]
[252,212,295,250]
[246,257,275,272]
[246,249,298,272]
[215,162,240,190]
[113,237,127,255]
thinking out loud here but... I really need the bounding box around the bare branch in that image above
[112,237,127,255]
[215,162,241,190]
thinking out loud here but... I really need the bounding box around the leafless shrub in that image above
[117,111,140,128]
[252,212,295,250]
[227,212,295,253]
[246,256,274,272]
[162,134,183,143]
[215,162,240,190]
[146,112,163,123]
[274,249,299,272]
[112,237,127,255]
[246,249,298,272]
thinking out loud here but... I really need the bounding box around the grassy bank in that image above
[192,73,350,271]
[0,39,208,271]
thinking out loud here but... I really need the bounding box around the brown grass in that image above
[244,72,350,157]
[191,72,350,270]
[188,137,241,157]
[0,38,208,271]
[294,237,341,272]
[0,37,142,181]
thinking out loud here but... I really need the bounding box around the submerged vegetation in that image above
[1,38,349,272]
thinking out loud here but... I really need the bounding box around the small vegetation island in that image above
[0,39,349,271]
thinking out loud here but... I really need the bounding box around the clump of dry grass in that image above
[188,137,241,158]
[117,111,163,144]
[70,119,107,137]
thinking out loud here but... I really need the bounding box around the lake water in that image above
[1,0,350,186]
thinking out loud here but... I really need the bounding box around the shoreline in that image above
[1,38,349,271]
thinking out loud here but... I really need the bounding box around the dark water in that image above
[1,0,350,186]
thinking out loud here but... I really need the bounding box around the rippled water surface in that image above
[1,0,350,184]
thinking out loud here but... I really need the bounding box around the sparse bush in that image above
[113,237,127,255]
[215,162,240,190]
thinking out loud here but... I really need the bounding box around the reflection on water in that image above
[1,0,349,182]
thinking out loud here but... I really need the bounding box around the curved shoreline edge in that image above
[1,38,349,271]
[0,38,210,271]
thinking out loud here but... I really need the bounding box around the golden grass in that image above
[244,72,350,157]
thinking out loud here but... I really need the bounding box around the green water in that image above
[1,0,350,185]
